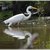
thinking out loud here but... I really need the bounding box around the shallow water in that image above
[0,23,50,49]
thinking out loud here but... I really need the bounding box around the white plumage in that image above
[3,6,38,26]
[4,14,25,24]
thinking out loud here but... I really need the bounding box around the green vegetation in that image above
[0,1,13,21]
[0,11,13,21]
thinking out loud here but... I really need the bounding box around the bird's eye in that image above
[29,9,32,11]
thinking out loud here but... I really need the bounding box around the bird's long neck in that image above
[24,8,31,20]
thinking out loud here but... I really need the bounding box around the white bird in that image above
[3,27,39,48]
[3,6,38,26]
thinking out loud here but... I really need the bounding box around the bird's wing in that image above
[4,13,25,24]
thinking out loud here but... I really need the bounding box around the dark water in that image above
[0,23,50,49]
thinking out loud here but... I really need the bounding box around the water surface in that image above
[0,23,50,49]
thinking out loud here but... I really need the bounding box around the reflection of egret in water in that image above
[22,33,39,49]
[4,27,26,39]
[3,27,39,49]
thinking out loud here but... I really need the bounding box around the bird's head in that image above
[27,6,37,10]
[26,6,38,14]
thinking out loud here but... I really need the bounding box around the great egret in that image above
[3,27,39,48]
[3,6,38,26]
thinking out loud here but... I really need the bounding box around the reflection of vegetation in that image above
[46,41,50,48]
[0,24,50,48]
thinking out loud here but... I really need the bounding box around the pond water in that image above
[0,23,50,49]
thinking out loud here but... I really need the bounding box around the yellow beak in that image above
[32,7,37,10]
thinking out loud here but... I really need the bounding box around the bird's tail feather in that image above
[3,20,8,24]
